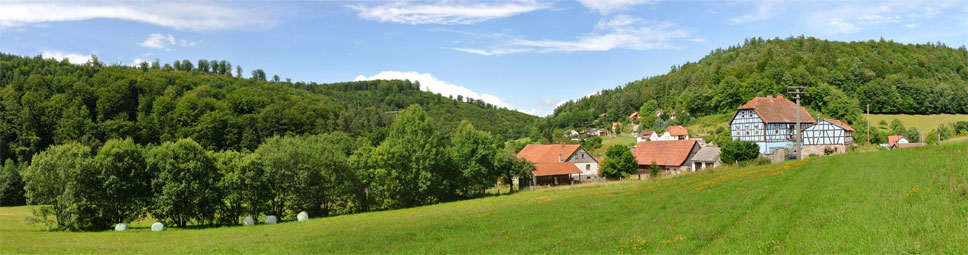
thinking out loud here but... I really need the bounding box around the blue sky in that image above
[2,0,966,116]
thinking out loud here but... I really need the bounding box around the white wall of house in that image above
[566,148,599,181]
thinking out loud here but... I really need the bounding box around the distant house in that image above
[637,131,658,143]
[888,135,909,148]
[802,119,855,156]
[517,144,601,185]
[628,112,640,123]
[631,140,701,174]
[687,146,721,170]
[729,95,816,153]
[564,129,579,137]
[888,135,924,149]
[657,125,689,141]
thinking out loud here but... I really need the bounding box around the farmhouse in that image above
[687,146,721,170]
[802,119,854,156]
[888,135,924,149]
[657,125,690,141]
[637,131,658,143]
[517,144,600,185]
[729,95,816,153]
[631,140,701,174]
[628,112,640,123]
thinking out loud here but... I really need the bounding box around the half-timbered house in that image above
[802,119,854,155]
[729,95,816,153]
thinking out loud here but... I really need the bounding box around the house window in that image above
[586,164,590,170]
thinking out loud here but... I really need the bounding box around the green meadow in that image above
[865,114,968,132]
[2,142,966,254]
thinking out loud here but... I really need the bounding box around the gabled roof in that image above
[629,112,640,119]
[632,140,698,167]
[532,162,582,177]
[823,119,854,132]
[737,96,816,124]
[888,135,906,148]
[641,131,655,136]
[517,144,582,164]
[665,125,689,136]
[690,146,721,162]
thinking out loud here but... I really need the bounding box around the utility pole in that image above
[788,86,806,160]
[866,104,870,145]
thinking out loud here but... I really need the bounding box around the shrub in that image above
[93,138,151,224]
[0,159,26,206]
[148,139,221,227]
[21,142,107,231]
[720,139,760,164]
[599,145,637,179]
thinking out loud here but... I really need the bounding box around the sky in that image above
[1,0,967,116]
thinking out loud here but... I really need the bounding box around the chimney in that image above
[777,94,784,99]
[558,154,562,162]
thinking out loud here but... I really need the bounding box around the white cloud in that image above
[905,23,920,28]
[354,71,513,109]
[131,58,149,67]
[577,0,658,14]
[0,1,274,30]
[41,51,92,64]
[827,18,858,34]
[729,0,784,24]
[348,0,548,25]
[457,15,690,55]
[138,33,197,50]
[517,108,541,115]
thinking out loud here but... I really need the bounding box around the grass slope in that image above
[2,143,966,254]
[866,114,968,132]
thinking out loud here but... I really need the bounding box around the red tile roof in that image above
[888,135,905,147]
[824,119,855,132]
[632,140,698,167]
[532,162,581,177]
[665,125,689,136]
[517,144,582,164]
[641,131,655,136]
[738,96,816,124]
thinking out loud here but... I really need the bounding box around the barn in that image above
[729,95,816,153]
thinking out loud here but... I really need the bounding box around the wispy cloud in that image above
[139,33,197,50]
[347,0,548,25]
[354,71,513,109]
[456,15,690,55]
[0,1,276,30]
[41,51,92,64]
[729,0,785,24]
[577,0,658,15]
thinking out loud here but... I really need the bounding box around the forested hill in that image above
[0,53,537,164]
[550,36,968,128]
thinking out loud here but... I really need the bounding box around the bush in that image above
[0,159,26,206]
[93,138,151,224]
[148,138,221,227]
[21,142,106,231]
[211,151,268,225]
[599,145,637,179]
[256,135,355,218]
[720,139,760,164]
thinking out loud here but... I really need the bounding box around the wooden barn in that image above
[729,95,816,153]
[517,144,601,184]
[802,119,854,155]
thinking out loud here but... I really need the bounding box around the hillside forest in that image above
[546,37,968,144]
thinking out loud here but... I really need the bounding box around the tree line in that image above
[0,53,538,166]
[550,36,968,134]
[2,105,534,231]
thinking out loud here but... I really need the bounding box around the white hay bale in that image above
[297,212,309,222]
[265,215,278,224]
[114,223,128,231]
[151,222,165,232]
[242,216,255,226]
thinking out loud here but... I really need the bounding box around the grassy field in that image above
[865,114,967,132]
[594,136,637,156]
[2,143,966,253]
